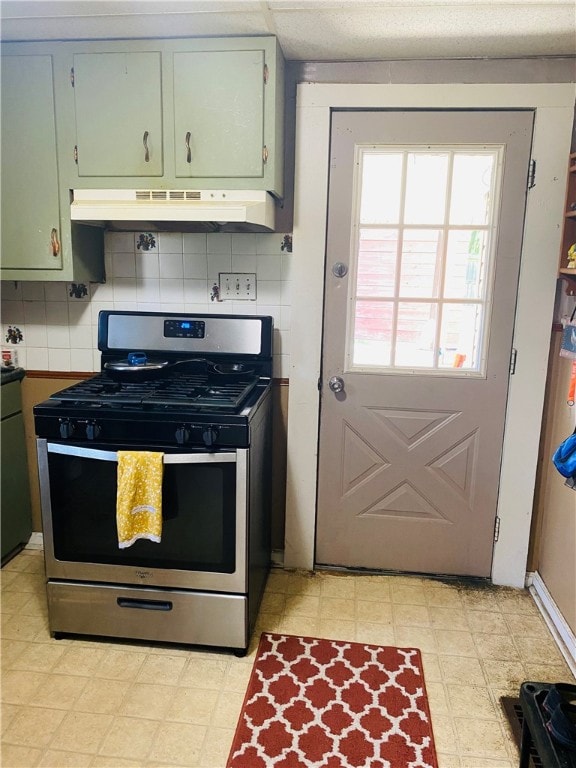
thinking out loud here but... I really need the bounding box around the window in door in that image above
[348,146,503,375]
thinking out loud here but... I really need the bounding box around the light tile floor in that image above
[2,548,575,767]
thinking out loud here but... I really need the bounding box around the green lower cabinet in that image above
[1,378,32,563]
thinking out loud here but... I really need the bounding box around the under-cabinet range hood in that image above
[70,189,276,233]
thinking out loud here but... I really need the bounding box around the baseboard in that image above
[527,570,576,678]
[25,532,44,550]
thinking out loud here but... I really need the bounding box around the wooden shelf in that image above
[558,152,576,294]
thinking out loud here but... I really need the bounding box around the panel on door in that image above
[1,55,62,270]
[316,110,534,577]
[73,52,163,177]
[173,50,264,179]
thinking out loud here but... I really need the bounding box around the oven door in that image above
[37,438,248,592]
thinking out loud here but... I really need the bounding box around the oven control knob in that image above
[202,427,219,448]
[175,426,190,445]
[59,419,75,439]
[86,422,101,440]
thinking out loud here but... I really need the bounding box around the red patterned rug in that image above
[226,632,438,768]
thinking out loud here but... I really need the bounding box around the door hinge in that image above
[263,64,269,84]
[317,377,322,391]
[527,159,536,190]
[70,67,75,87]
[73,145,78,164]
[493,516,501,542]
[509,347,517,375]
[262,145,268,164]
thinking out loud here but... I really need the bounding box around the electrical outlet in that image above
[218,273,257,301]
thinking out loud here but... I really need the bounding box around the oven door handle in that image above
[46,443,237,463]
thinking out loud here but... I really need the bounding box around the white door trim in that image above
[285,83,575,587]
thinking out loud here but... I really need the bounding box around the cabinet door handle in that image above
[143,131,150,163]
[185,131,191,164]
[50,228,60,257]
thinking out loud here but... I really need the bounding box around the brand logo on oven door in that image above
[135,570,153,580]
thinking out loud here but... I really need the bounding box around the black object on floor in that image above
[519,682,576,768]
[501,696,544,768]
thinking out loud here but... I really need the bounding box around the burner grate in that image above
[51,373,259,411]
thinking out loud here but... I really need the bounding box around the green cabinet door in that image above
[73,51,163,176]
[1,55,63,270]
[173,50,265,179]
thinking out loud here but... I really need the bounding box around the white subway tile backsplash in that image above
[70,348,95,372]
[256,233,284,256]
[69,324,93,349]
[25,324,48,348]
[113,278,137,302]
[183,279,208,305]
[157,232,183,254]
[281,281,292,306]
[106,232,136,253]
[159,253,184,279]
[207,233,231,255]
[231,253,258,272]
[183,233,207,255]
[2,301,25,325]
[207,254,234,283]
[136,302,162,313]
[159,279,184,304]
[231,233,256,255]
[48,326,71,349]
[257,280,282,305]
[23,301,47,324]
[68,302,92,326]
[21,282,45,301]
[44,282,68,302]
[1,281,22,301]
[257,254,282,280]
[0,231,294,374]
[112,252,137,278]
[48,348,71,371]
[26,347,49,369]
[90,302,114,325]
[45,302,68,325]
[281,252,294,281]
[183,254,208,279]
[137,278,161,303]
[90,281,114,301]
[136,251,160,279]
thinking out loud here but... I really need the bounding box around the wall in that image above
[1,230,293,377]
[2,230,293,544]
[530,329,576,636]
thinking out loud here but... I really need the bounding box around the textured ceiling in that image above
[0,0,575,60]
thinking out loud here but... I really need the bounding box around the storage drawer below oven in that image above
[47,581,248,651]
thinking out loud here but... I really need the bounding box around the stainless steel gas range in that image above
[34,311,273,654]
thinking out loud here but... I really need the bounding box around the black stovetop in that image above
[49,371,260,412]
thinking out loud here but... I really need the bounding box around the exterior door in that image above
[316,110,534,577]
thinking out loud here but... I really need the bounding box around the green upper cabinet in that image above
[73,51,163,177]
[1,55,62,271]
[1,51,104,281]
[173,50,265,179]
[65,37,285,197]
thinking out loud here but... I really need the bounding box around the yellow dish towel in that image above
[116,451,164,549]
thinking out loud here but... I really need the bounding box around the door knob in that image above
[328,376,345,393]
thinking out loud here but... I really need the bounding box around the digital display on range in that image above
[164,319,205,339]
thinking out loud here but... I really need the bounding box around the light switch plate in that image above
[218,273,257,301]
